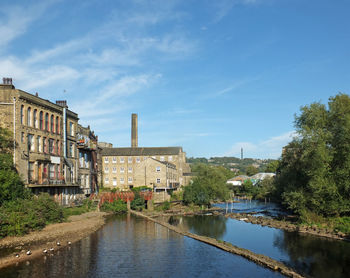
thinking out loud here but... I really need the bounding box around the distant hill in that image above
[186,156,276,174]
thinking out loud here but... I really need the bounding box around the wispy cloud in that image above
[224,131,296,159]
[212,0,260,23]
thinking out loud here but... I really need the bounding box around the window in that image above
[27,107,31,126]
[156,178,161,184]
[136,157,140,163]
[49,164,55,180]
[20,105,24,124]
[51,115,54,133]
[69,122,74,136]
[43,137,47,153]
[21,132,25,143]
[168,156,173,161]
[128,157,132,163]
[57,140,60,155]
[104,177,109,184]
[113,177,117,186]
[37,136,41,152]
[160,156,164,161]
[112,167,117,173]
[29,162,34,181]
[120,167,125,173]
[79,152,84,167]
[45,113,49,131]
[156,166,161,172]
[112,157,117,163]
[120,177,124,184]
[28,134,34,151]
[33,109,38,128]
[104,157,109,164]
[39,111,43,130]
[69,143,74,157]
[49,139,54,154]
[128,167,132,173]
[120,157,124,163]
[128,177,132,183]
[104,167,109,173]
[56,116,59,134]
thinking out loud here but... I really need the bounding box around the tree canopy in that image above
[183,164,230,207]
[275,94,350,216]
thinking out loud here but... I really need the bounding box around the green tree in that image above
[246,165,258,176]
[275,94,350,216]
[183,164,230,207]
[264,160,279,173]
[0,127,30,205]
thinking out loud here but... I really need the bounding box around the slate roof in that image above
[101,147,183,156]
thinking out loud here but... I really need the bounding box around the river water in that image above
[0,214,283,278]
[159,200,350,278]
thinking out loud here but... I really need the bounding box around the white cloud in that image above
[213,0,260,22]
[224,131,296,159]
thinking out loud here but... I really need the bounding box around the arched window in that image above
[20,105,24,124]
[45,113,49,131]
[27,107,31,126]
[39,111,43,130]
[51,115,54,133]
[56,116,59,134]
[33,109,38,128]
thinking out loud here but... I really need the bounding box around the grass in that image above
[63,199,97,219]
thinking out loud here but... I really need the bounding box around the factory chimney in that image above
[131,113,138,148]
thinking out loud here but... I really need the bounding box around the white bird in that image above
[68,241,72,245]
[49,247,54,252]
[56,242,60,246]
[15,254,19,258]
[43,249,48,253]
[26,250,31,255]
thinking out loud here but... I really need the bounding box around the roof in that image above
[228,175,249,182]
[250,173,275,180]
[101,147,183,156]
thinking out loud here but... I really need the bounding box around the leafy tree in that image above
[275,94,350,216]
[0,127,30,205]
[183,164,230,207]
[246,165,259,176]
[264,160,279,173]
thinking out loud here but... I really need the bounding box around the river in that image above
[0,214,283,278]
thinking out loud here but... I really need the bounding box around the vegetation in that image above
[63,199,97,218]
[0,127,31,205]
[183,164,230,207]
[275,94,350,218]
[0,193,64,237]
[130,187,150,211]
[100,199,127,213]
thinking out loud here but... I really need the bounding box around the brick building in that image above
[0,78,82,204]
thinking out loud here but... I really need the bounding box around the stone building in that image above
[0,78,81,205]
[77,124,98,195]
[101,146,190,190]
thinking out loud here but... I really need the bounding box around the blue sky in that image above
[1,0,349,159]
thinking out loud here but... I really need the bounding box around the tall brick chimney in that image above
[131,113,138,148]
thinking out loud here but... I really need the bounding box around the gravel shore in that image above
[0,211,109,269]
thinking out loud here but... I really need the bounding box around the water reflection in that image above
[163,214,350,278]
[1,213,283,278]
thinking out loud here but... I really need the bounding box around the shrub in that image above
[100,199,127,213]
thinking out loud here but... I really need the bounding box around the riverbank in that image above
[132,210,304,278]
[223,212,350,241]
[0,211,109,269]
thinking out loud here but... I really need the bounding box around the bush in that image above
[63,199,96,218]
[0,193,64,237]
[100,199,127,213]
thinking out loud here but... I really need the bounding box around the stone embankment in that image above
[131,210,304,278]
[223,212,349,241]
[0,211,109,269]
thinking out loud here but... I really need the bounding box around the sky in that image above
[1,0,349,159]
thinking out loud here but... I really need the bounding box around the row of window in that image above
[104,177,161,185]
[104,156,173,164]
[104,166,162,174]
[104,166,133,174]
[23,132,61,155]
[29,162,62,181]
[20,105,75,136]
